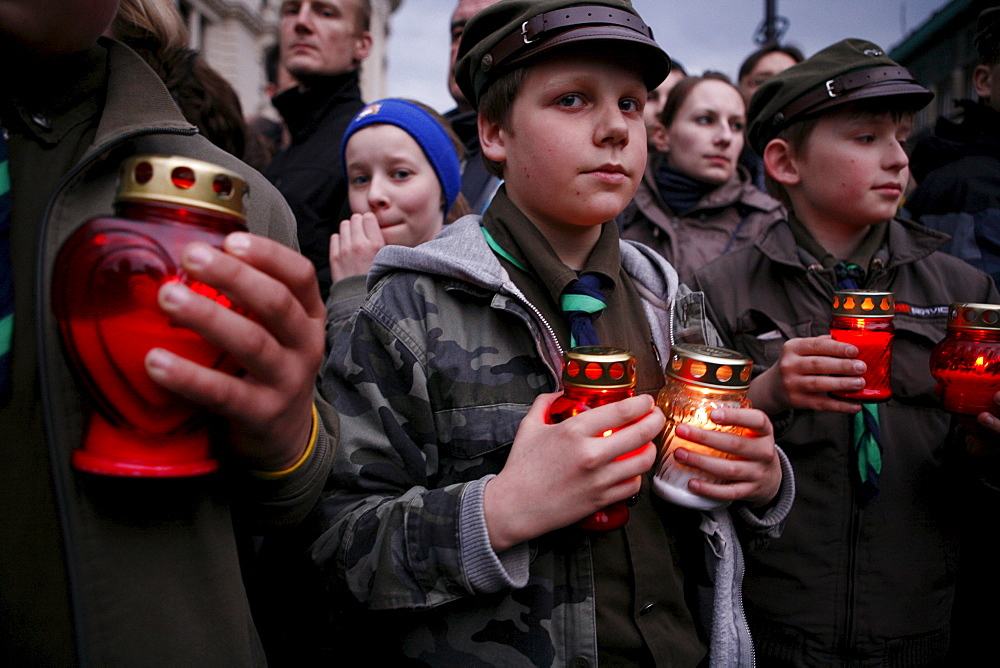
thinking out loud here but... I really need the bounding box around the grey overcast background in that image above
[385,0,950,113]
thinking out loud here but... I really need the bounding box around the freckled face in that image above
[788,109,911,232]
[487,51,647,235]
[663,79,746,185]
[345,124,445,248]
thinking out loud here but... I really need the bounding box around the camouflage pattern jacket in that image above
[318,216,794,666]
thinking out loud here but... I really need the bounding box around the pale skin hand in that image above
[484,393,664,552]
[672,407,782,506]
[748,335,866,415]
[329,212,386,283]
[145,232,327,472]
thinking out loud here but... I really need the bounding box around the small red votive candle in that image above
[930,303,1000,416]
[547,346,638,531]
[830,290,895,402]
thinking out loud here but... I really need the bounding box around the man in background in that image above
[265,0,372,299]
[443,0,502,215]
[906,7,1000,290]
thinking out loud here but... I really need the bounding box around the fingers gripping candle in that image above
[653,344,753,510]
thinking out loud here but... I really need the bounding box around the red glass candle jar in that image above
[930,302,1000,416]
[653,344,752,510]
[52,155,249,477]
[830,290,895,402]
[548,346,638,531]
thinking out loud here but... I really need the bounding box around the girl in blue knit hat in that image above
[327,99,469,336]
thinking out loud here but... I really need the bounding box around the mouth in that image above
[705,155,731,165]
[587,164,630,183]
[873,183,903,195]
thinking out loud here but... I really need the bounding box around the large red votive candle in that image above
[830,291,894,402]
[547,346,638,531]
[930,303,1000,416]
[52,155,249,477]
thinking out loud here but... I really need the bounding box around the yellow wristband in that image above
[250,404,319,480]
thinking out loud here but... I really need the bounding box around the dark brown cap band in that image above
[486,6,654,71]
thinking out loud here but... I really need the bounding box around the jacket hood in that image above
[370,215,680,313]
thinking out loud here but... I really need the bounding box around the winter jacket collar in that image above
[89,38,197,154]
[272,70,362,143]
[370,215,680,316]
[643,152,781,222]
[755,215,951,274]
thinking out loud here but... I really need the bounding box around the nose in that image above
[595,101,629,147]
[293,4,313,33]
[714,123,734,146]
[366,174,390,210]
[886,138,909,172]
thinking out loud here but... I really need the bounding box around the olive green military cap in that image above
[746,38,932,154]
[453,0,670,110]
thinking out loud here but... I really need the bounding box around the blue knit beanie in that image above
[341,99,462,213]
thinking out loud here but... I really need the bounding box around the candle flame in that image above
[976,355,986,368]
[602,429,613,437]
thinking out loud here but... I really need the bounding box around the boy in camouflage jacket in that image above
[317,1,795,665]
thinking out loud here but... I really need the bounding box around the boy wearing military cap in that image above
[316,0,793,664]
[693,38,1000,665]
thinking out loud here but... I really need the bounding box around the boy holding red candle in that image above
[693,39,1000,665]
[314,1,795,664]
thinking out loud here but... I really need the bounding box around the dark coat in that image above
[693,217,1000,665]
[906,101,1000,289]
[266,71,365,300]
[0,40,336,665]
[619,155,784,286]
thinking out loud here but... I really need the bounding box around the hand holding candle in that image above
[671,407,781,508]
[653,344,778,510]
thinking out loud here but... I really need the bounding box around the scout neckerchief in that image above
[835,261,883,500]
[481,225,607,348]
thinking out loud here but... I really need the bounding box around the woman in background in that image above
[619,73,784,285]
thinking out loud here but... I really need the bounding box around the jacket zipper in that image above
[35,125,198,665]
[502,285,565,378]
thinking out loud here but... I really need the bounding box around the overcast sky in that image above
[385,0,951,113]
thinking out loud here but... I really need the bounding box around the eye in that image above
[391,169,412,180]
[281,2,299,16]
[620,98,641,113]
[731,120,746,132]
[349,174,370,187]
[696,115,713,125]
[557,94,584,108]
[856,134,876,144]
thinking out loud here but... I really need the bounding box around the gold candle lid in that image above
[116,155,247,220]
[947,302,1000,331]
[666,343,753,390]
[832,290,894,318]
[562,346,636,390]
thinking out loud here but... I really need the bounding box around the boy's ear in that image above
[762,138,801,186]
[651,122,669,153]
[479,113,507,165]
[973,63,995,101]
